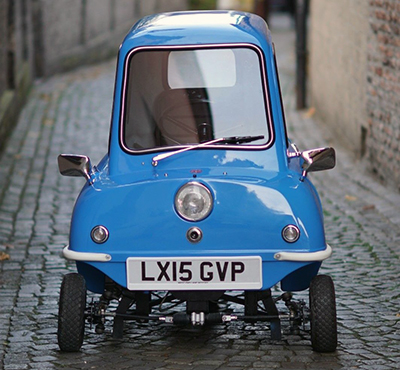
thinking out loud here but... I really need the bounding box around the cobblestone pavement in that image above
[1,15,400,370]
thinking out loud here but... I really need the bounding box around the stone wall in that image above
[308,0,400,191]
[308,0,369,156]
[0,0,188,153]
[0,0,35,154]
[0,1,8,106]
[36,0,187,76]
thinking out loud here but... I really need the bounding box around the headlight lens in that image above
[282,225,300,243]
[175,182,213,221]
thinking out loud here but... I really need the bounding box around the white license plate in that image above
[126,256,262,291]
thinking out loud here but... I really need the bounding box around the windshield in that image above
[122,46,271,151]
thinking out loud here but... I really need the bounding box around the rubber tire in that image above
[58,273,87,352]
[309,275,337,352]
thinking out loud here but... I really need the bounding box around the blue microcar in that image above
[57,10,337,353]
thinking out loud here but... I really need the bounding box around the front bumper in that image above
[62,244,332,263]
[63,244,332,291]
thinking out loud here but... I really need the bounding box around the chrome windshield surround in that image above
[119,43,274,155]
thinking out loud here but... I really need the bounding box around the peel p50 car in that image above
[57,10,337,352]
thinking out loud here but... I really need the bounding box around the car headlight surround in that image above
[175,182,213,222]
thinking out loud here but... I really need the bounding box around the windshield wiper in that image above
[220,135,265,144]
[151,135,264,166]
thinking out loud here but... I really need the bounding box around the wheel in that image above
[309,275,337,352]
[58,273,87,352]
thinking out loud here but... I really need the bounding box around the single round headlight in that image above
[282,225,300,243]
[91,225,109,244]
[175,182,213,222]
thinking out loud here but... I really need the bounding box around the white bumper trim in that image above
[63,245,112,262]
[274,244,332,262]
[62,244,331,264]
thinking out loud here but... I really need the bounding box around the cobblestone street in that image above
[1,15,400,370]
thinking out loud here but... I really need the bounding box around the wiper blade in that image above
[152,135,264,166]
[220,135,265,144]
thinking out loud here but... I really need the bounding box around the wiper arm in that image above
[151,135,264,166]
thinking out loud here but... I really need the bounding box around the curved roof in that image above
[121,10,272,51]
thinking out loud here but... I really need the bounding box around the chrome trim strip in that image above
[119,43,274,154]
[274,244,332,262]
[63,245,112,262]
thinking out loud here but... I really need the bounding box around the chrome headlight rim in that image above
[175,182,213,222]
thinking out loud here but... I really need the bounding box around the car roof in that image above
[120,10,272,51]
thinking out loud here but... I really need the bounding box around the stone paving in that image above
[1,15,400,370]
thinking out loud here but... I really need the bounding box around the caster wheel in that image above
[58,273,87,352]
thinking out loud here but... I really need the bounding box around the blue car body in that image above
[61,11,334,300]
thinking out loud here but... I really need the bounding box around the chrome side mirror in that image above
[58,154,93,183]
[301,147,335,180]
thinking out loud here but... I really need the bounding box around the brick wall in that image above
[367,0,400,190]
[309,0,400,191]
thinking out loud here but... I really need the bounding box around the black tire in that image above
[58,273,87,352]
[309,275,337,352]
